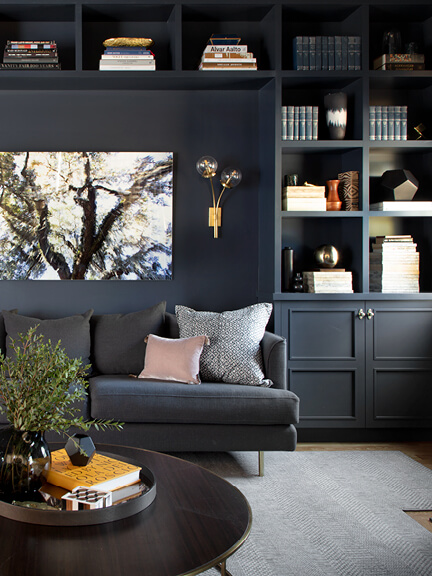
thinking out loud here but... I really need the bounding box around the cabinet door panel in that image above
[372,308,432,361]
[288,309,357,360]
[290,369,357,421]
[373,369,432,424]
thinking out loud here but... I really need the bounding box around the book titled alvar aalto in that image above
[45,449,141,492]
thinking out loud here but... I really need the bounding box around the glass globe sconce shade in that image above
[196,157,242,238]
[196,156,218,178]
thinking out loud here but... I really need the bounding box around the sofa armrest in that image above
[261,331,287,390]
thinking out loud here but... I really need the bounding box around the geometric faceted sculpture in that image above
[381,169,419,201]
[65,434,96,467]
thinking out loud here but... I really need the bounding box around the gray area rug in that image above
[177,451,432,576]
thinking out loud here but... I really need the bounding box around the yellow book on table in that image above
[44,449,141,492]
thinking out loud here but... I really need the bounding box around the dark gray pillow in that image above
[91,301,166,375]
[175,303,273,386]
[0,309,17,356]
[3,309,93,367]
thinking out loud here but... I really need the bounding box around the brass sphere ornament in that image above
[314,245,339,268]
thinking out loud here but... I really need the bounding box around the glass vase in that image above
[0,426,50,501]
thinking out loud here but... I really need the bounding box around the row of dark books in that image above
[0,40,60,70]
[369,105,407,141]
[293,36,361,71]
[282,106,318,141]
[198,34,257,70]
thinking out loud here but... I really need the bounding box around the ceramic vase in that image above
[0,426,50,501]
[324,92,347,140]
[326,179,342,211]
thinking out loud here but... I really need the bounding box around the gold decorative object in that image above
[103,37,154,48]
[196,156,242,239]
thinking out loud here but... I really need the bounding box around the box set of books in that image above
[303,270,354,293]
[1,41,60,70]
[282,106,318,141]
[99,38,155,71]
[369,106,408,141]
[199,34,257,70]
[293,36,361,70]
[370,235,419,293]
[282,184,326,211]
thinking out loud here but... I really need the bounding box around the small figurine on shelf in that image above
[292,273,304,293]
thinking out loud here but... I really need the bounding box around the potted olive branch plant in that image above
[0,327,123,500]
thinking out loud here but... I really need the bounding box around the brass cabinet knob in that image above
[357,309,366,319]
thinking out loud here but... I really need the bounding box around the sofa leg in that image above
[258,451,264,477]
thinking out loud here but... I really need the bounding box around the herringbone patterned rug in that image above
[178,451,432,576]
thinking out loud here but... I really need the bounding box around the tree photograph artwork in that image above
[0,151,173,280]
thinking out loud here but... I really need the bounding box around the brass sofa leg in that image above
[258,451,264,477]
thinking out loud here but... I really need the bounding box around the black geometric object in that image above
[381,169,419,201]
[65,434,96,466]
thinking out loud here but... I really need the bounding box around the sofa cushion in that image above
[2,309,93,366]
[138,334,209,385]
[175,303,272,387]
[91,301,166,375]
[89,375,299,425]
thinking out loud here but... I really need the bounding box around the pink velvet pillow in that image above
[138,334,209,385]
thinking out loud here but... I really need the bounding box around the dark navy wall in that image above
[0,89,260,316]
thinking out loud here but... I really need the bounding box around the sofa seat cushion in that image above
[89,375,299,426]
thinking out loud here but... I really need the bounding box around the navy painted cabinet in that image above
[275,300,432,430]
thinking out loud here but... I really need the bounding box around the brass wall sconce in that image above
[196,156,242,238]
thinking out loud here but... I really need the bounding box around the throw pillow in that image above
[138,334,209,385]
[91,301,166,375]
[175,303,273,386]
[3,309,93,367]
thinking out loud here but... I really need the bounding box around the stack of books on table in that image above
[373,53,425,71]
[282,184,326,211]
[40,448,148,510]
[1,40,60,70]
[99,44,155,71]
[282,106,319,140]
[303,270,354,293]
[370,235,419,293]
[198,34,257,70]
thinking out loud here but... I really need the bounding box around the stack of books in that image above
[303,270,354,293]
[99,43,155,71]
[1,40,60,70]
[198,34,257,70]
[40,448,148,509]
[370,235,419,293]
[282,184,326,211]
[373,53,425,71]
[293,36,361,70]
[282,106,319,140]
[369,106,407,141]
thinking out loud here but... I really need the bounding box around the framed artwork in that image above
[0,151,173,280]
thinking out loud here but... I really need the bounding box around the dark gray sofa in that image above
[0,307,299,475]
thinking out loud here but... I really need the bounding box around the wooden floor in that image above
[296,441,432,470]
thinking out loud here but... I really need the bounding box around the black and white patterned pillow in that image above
[175,303,272,387]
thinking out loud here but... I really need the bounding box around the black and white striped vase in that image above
[324,92,347,140]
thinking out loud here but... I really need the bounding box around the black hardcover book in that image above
[334,36,342,70]
[321,36,328,70]
[341,36,348,70]
[328,36,335,70]
[0,62,60,69]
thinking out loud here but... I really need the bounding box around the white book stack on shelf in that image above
[369,235,420,293]
[198,34,257,70]
[99,38,155,71]
[303,270,354,293]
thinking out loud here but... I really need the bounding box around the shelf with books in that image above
[369,216,432,293]
[281,77,363,141]
[281,4,364,72]
[280,215,363,294]
[0,4,75,70]
[181,4,276,71]
[81,4,176,71]
[369,4,432,73]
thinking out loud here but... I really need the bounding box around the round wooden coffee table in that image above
[0,444,251,576]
